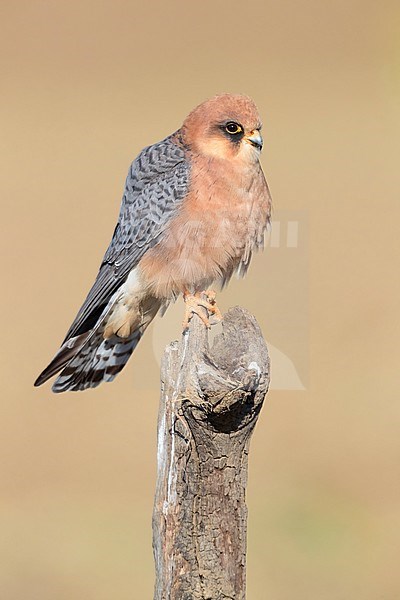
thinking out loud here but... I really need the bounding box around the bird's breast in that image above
[138,155,270,298]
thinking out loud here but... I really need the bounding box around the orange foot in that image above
[182,290,223,331]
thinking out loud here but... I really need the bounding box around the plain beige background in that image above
[1,1,399,598]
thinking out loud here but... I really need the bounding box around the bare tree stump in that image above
[152,306,270,600]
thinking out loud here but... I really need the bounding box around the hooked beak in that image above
[246,130,263,151]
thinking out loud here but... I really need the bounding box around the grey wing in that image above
[62,133,189,342]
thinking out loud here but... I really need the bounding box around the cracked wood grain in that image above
[153,306,270,600]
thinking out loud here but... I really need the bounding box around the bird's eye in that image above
[225,122,243,135]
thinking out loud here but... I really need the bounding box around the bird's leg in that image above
[203,289,223,322]
[182,292,211,330]
[182,290,222,331]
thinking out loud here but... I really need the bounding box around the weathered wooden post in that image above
[152,306,270,600]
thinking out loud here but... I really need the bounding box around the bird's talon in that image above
[182,291,222,331]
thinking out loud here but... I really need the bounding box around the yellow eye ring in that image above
[225,122,243,135]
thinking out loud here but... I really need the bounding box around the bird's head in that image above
[181,94,263,163]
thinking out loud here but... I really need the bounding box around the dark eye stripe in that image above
[219,121,244,142]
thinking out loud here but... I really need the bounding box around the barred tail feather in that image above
[35,300,161,393]
[52,330,143,393]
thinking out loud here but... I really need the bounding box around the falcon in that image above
[35,94,272,392]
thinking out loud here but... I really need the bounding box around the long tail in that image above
[35,303,160,393]
[51,330,143,392]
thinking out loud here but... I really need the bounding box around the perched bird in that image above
[35,94,272,392]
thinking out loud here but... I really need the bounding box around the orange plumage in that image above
[35,94,272,392]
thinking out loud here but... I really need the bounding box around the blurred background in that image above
[1,1,399,598]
